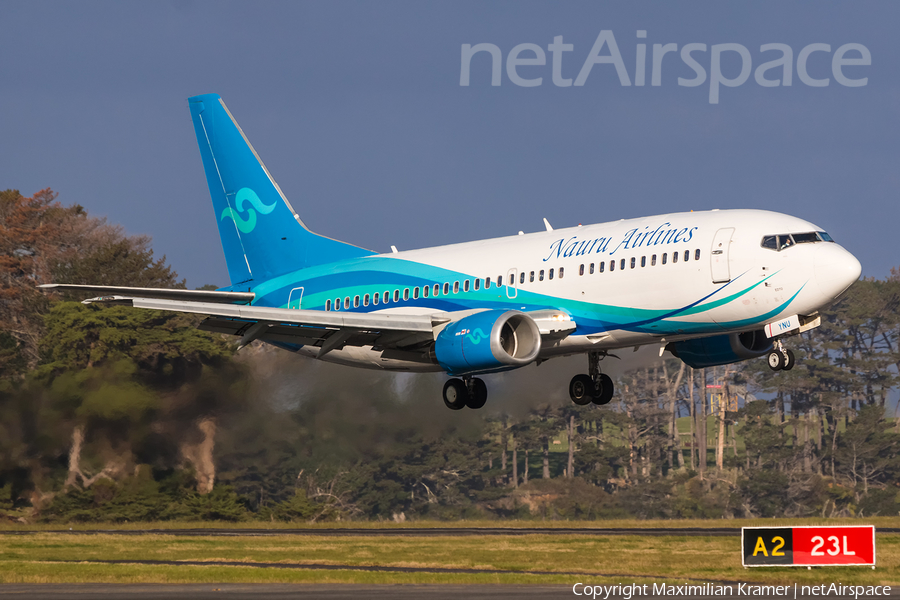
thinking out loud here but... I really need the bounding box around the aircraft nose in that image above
[814,243,862,301]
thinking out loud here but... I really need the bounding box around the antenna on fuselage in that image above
[543,218,553,232]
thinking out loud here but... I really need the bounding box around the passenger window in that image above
[519,272,525,284]
[590,263,595,274]
[509,273,515,285]
[474,279,480,291]
[423,285,429,298]
[694,249,700,261]
[761,235,777,250]
[549,268,554,280]
[683,250,689,262]
[403,288,410,301]
[354,295,360,308]
[630,257,636,269]
[485,278,491,289]
[609,260,615,272]
[579,264,585,276]
[641,256,646,267]
[434,284,440,296]
[335,297,341,310]
[363,294,369,307]
[598,261,604,273]
[559,267,564,279]
[385,290,391,304]
[393,290,399,302]
[443,282,449,295]
[620,258,625,270]
[374,292,380,305]
[497,276,503,287]
[344,297,350,310]
[326,299,331,311]
[662,253,667,265]
[413,287,419,299]
[530,271,535,282]
[672,251,679,263]
[651,254,657,266]
[539,270,545,281]
[464,280,470,292]
[454,281,460,293]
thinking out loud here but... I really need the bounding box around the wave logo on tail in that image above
[220,188,277,234]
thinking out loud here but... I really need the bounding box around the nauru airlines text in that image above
[544,222,697,261]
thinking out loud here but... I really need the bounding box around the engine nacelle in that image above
[667,330,773,369]
[434,310,541,376]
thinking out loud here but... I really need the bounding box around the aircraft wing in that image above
[38,284,255,305]
[41,286,576,363]
[66,293,443,359]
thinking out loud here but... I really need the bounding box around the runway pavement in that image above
[4,527,898,538]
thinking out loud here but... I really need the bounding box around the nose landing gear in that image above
[442,376,487,410]
[569,351,615,405]
[767,340,795,371]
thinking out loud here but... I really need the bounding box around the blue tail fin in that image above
[188,94,374,288]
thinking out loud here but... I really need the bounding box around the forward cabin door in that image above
[710,228,734,284]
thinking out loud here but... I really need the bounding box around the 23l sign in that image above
[742,526,875,567]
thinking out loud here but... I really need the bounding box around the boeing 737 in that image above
[42,94,862,410]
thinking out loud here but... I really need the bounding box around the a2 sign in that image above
[742,526,875,567]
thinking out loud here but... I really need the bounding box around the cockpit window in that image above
[761,231,834,251]
[792,232,818,244]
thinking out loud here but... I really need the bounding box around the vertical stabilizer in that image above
[188,94,374,287]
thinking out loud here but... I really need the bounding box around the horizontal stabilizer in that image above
[39,284,255,305]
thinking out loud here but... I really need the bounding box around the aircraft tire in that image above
[569,374,594,405]
[767,350,785,371]
[593,373,614,405]
[442,379,467,410]
[782,349,795,371]
[466,378,488,409]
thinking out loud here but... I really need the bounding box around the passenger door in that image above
[710,228,734,284]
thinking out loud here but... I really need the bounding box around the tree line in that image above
[1,188,898,523]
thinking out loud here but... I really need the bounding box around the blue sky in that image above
[2,1,897,288]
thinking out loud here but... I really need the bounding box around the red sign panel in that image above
[742,526,875,567]
[792,526,875,566]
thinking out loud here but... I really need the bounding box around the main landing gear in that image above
[767,339,795,371]
[443,376,487,410]
[569,351,614,406]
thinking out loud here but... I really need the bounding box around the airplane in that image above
[41,93,862,410]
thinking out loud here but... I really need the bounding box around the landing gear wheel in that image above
[442,379,467,410]
[569,374,594,405]
[767,350,785,371]
[466,378,488,409]
[782,349,795,371]
[593,373,614,406]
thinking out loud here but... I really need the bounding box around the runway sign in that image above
[742,526,875,567]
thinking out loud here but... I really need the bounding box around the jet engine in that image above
[434,310,541,376]
[666,330,773,369]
